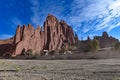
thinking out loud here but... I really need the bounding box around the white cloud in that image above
[0,34,13,40]
[11,17,22,28]
[30,0,41,26]
[108,22,120,32]
[27,0,120,40]
[29,0,66,27]
[95,16,112,31]
[70,0,120,33]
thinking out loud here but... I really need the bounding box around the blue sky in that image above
[0,0,120,40]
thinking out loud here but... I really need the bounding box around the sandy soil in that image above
[0,59,120,80]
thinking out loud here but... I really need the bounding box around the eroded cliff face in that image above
[13,14,77,56]
[0,38,14,57]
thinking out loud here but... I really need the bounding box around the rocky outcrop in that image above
[13,14,77,56]
[79,32,119,52]
[94,32,119,48]
[0,38,14,57]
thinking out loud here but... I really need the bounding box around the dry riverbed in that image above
[0,59,120,80]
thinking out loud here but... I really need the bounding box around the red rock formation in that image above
[0,38,14,57]
[94,32,119,48]
[79,32,119,52]
[102,32,109,38]
[13,14,77,56]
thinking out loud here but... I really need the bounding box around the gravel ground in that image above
[0,59,120,80]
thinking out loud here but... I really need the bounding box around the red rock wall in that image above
[13,14,77,56]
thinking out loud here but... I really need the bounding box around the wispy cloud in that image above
[29,0,73,27]
[11,17,23,28]
[0,34,13,40]
[30,0,41,26]
[16,0,120,39]
[108,22,120,32]
[69,0,120,34]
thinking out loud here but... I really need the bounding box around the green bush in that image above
[26,49,33,56]
[88,39,100,52]
[92,39,99,52]
[60,47,68,53]
[21,49,33,56]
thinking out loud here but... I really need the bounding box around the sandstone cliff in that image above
[13,14,77,56]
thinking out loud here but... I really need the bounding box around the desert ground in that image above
[0,59,120,80]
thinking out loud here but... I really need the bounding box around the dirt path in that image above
[0,59,120,80]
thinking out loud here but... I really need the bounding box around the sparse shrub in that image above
[21,48,26,56]
[41,65,47,70]
[59,47,68,54]
[88,40,93,52]
[40,50,45,56]
[81,46,90,52]
[92,39,99,52]
[68,46,77,51]
[114,42,120,50]
[49,50,55,55]
[21,49,33,56]
[14,65,21,72]
[87,39,100,52]
[68,47,72,51]
[26,49,33,56]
